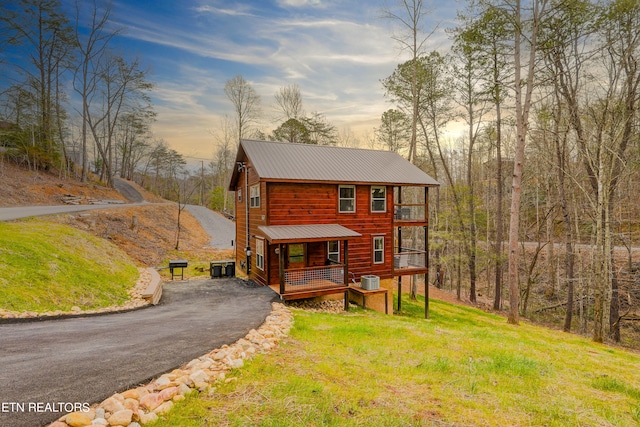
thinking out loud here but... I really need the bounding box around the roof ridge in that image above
[241,138,394,155]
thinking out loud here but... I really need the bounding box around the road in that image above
[113,177,144,203]
[0,279,276,427]
[185,204,235,249]
[0,178,145,222]
[0,203,148,221]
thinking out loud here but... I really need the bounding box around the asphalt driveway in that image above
[185,205,235,249]
[0,279,276,427]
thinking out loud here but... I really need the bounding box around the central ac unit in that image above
[361,275,380,290]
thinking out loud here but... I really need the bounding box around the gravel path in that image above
[184,205,235,249]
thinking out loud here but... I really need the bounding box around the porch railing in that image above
[394,204,426,222]
[283,264,345,294]
[393,247,427,270]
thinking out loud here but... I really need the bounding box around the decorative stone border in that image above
[46,302,293,427]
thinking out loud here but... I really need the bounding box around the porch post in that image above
[343,240,349,285]
[279,243,285,295]
[425,187,429,319]
[397,186,402,312]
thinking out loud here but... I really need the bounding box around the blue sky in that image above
[84,0,456,159]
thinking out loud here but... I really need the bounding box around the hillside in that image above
[152,296,640,427]
[0,221,139,313]
[0,163,219,267]
[0,162,128,206]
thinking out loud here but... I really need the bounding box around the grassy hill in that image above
[0,164,230,315]
[152,296,640,427]
[0,220,139,313]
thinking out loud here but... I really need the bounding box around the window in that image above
[256,238,264,270]
[288,243,305,267]
[373,236,384,264]
[250,184,260,208]
[371,186,386,212]
[339,185,355,212]
[328,240,340,263]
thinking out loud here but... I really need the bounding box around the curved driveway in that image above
[0,279,276,427]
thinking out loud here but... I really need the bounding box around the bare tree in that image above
[224,75,261,143]
[274,84,304,122]
[506,0,548,325]
[383,0,435,164]
[1,0,75,170]
[211,115,236,213]
[537,0,596,333]
[73,0,118,181]
[85,54,152,186]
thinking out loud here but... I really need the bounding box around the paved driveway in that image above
[184,205,235,249]
[0,279,276,427]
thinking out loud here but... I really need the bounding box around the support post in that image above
[279,243,285,295]
[425,226,429,319]
[425,186,429,319]
[397,186,402,312]
[344,240,349,285]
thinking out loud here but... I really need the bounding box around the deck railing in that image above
[394,204,426,222]
[393,247,427,270]
[283,264,345,294]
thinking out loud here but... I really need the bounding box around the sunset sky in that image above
[101,0,458,161]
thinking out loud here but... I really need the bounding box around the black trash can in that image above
[211,262,223,278]
[224,261,235,277]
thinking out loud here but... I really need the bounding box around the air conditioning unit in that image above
[361,275,380,290]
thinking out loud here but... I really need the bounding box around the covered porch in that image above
[258,224,361,301]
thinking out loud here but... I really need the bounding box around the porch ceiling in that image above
[258,224,361,244]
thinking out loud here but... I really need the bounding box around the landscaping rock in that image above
[138,393,162,411]
[64,411,92,427]
[47,302,294,427]
[106,409,133,426]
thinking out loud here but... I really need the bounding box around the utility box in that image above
[361,275,380,290]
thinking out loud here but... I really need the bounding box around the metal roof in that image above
[229,139,440,189]
[258,224,362,244]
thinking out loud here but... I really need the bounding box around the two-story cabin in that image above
[228,139,439,311]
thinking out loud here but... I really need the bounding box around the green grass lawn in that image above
[152,295,640,427]
[0,220,139,312]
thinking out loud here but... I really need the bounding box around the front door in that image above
[287,243,306,269]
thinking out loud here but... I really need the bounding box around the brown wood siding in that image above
[266,182,394,281]
[234,162,270,286]
[234,169,246,274]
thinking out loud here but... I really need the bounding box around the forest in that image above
[1,0,639,348]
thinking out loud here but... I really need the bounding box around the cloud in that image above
[193,4,256,17]
[276,0,326,8]
[106,0,454,156]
